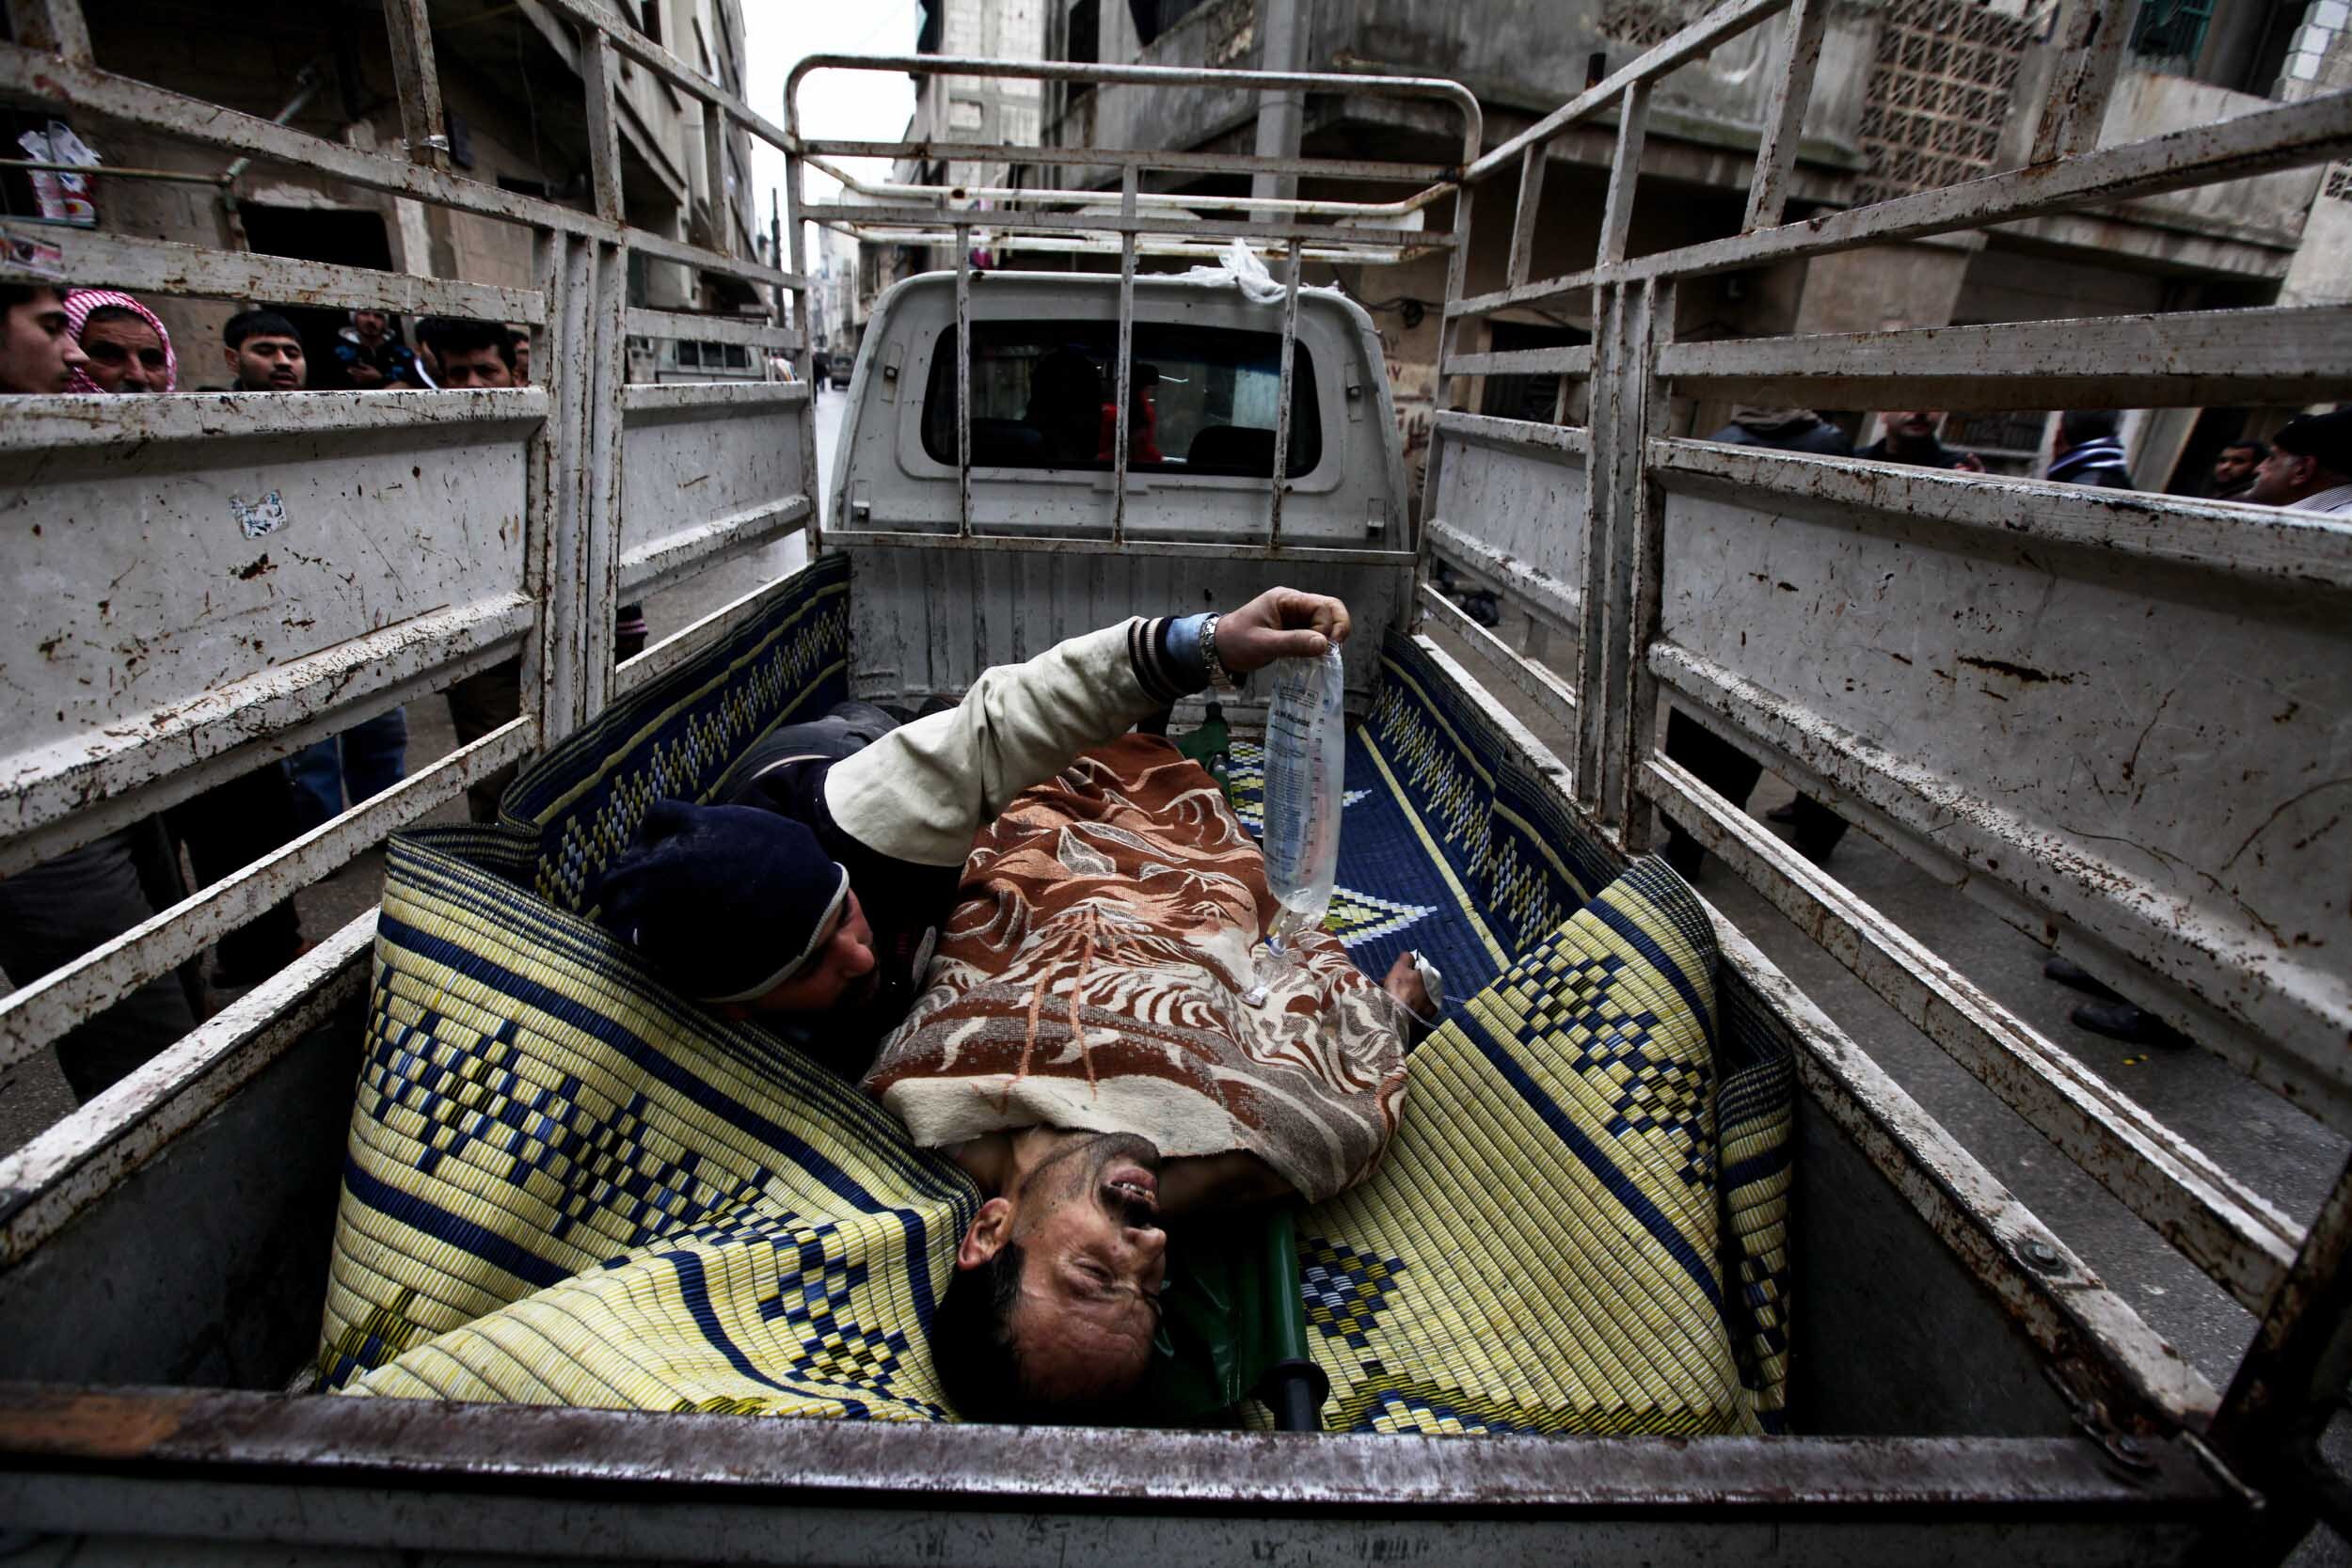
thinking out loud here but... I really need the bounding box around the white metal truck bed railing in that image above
[0,0,815,1167]
[1407,0,2352,1525]
[0,0,2349,1552]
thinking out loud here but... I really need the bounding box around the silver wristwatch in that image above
[1200,612,1240,689]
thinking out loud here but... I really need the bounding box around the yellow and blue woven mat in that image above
[1227,636,1792,1433]
[319,823,975,1419]
[1280,858,1790,1435]
[315,556,978,1419]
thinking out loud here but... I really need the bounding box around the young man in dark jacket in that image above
[1707,405,1852,456]
[1857,408,1984,471]
[2207,438,2264,499]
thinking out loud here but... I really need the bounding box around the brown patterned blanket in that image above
[862,735,1409,1203]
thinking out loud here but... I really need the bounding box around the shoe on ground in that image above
[2071,1000,2193,1049]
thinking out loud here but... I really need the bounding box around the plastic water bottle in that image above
[1259,646,1346,954]
[1208,747,1234,812]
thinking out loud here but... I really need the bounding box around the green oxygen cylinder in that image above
[1173,701,1235,809]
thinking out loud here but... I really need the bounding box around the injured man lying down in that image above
[594,588,1431,1421]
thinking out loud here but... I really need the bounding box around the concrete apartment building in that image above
[853,0,2349,495]
[814,219,863,359]
[843,0,1054,299]
[903,0,1051,195]
[7,0,761,384]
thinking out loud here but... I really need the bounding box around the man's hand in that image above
[346,361,385,388]
[1214,587,1351,676]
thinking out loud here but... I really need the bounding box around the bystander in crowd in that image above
[2250,408,2352,514]
[2207,437,2265,499]
[421,317,649,819]
[227,309,412,829]
[335,308,420,389]
[0,283,198,1098]
[66,291,315,1004]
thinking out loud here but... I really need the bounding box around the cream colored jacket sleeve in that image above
[822,618,1194,867]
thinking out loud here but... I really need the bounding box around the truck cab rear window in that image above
[921,322,1322,477]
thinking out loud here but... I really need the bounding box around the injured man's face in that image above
[937,1129,1169,1421]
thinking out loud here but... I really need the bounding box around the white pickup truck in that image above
[1,4,2349,1563]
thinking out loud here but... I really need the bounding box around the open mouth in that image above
[1104,1164,1159,1227]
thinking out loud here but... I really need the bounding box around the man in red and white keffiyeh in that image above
[62,287,177,394]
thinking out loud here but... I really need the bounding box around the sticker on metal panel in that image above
[231,490,288,539]
[0,229,65,279]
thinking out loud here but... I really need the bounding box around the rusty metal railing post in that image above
[2210,1151,2352,1554]
[580,236,627,721]
[1741,0,1825,230]
[785,83,820,554]
[574,32,626,722]
[2032,0,2133,164]
[1614,276,1670,848]
[1575,282,1618,814]
[582,34,625,226]
[1267,238,1303,548]
[532,229,589,743]
[955,224,973,537]
[380,0,450,169]
[1597,83,1650,268]
[1505,139,1549,293]
[1112,166,1138,546]
[5,0,90,64]
[705,106,734,258]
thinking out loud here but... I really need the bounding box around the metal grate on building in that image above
[1853,0,2038,204]
[1598,0,1708,50]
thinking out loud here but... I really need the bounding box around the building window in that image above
[2129,0,2217,76]
[1943,409,2051,478]
[1068,0,1101,65]
[1853,0,2036,205]
[630,0,661,45]
[1130,0,1220,46]
[1598,0,1705,51]
[1475,322,1591,423]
